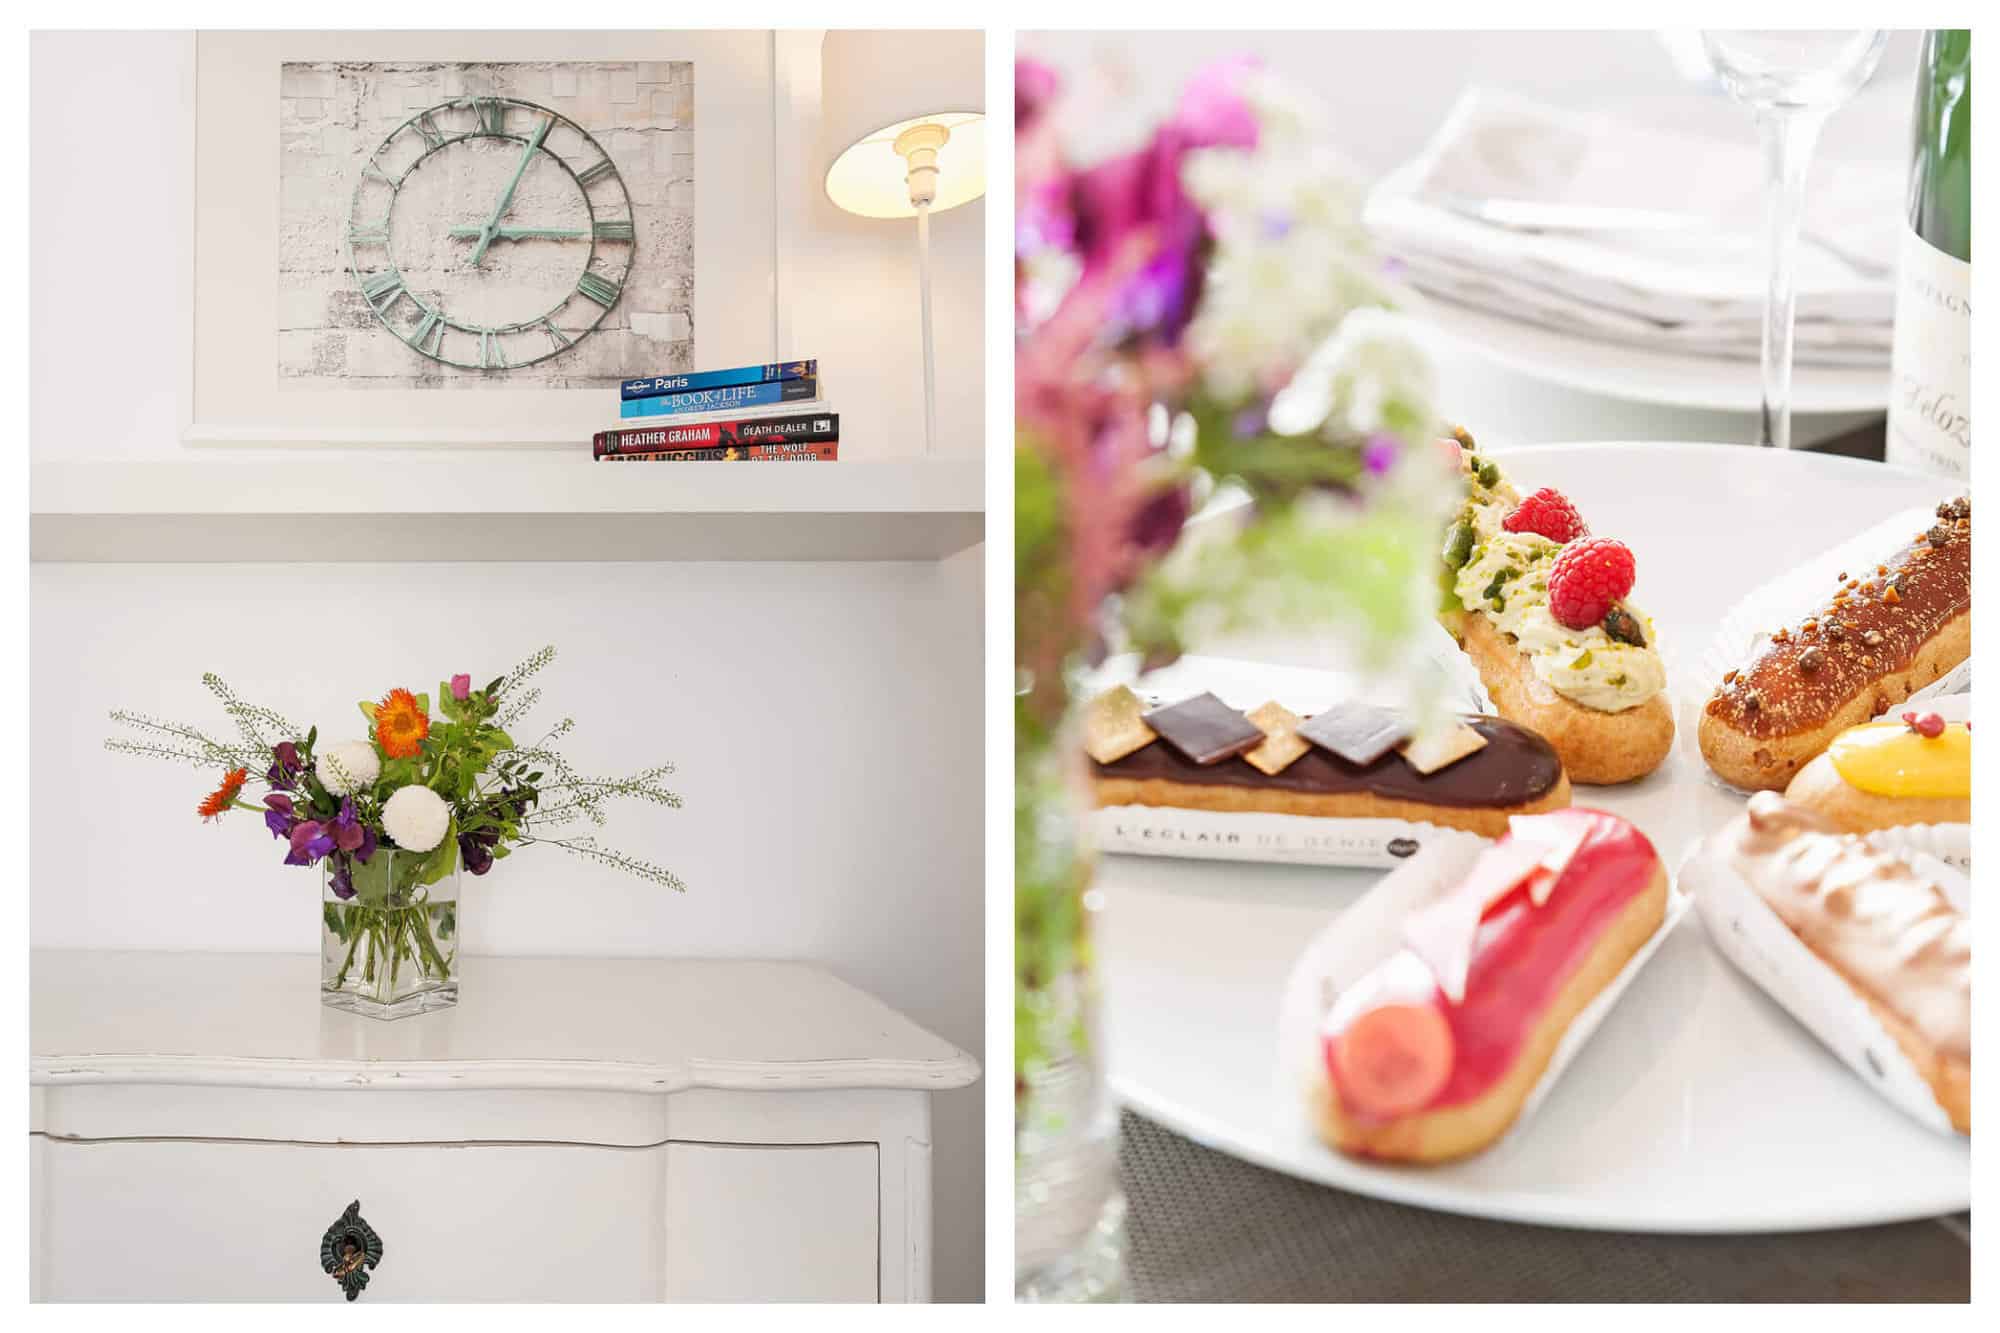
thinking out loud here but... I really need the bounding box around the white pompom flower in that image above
[381,785,451,853]
[316,739,381,796]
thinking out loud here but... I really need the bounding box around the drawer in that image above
[32,1136,878,1302]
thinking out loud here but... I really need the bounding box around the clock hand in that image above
[449,225,588,240]
[470,115,554,267]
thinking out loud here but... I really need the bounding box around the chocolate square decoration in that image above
[1297,702,1410,766]
[1141,692,1265,765]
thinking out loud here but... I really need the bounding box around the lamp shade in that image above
[821,29,986,219]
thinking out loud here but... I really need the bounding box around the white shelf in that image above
[31,458,984,563]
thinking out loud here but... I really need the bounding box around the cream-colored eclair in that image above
[1718,794,1970,1134]
[1307,808,1666,1163]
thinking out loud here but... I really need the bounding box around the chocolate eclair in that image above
[1088,690,1571,839]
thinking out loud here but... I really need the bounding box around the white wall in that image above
[30,29,984,462]
[29,29,984,1301]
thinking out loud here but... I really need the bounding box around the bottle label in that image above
[1886,223,1971,479]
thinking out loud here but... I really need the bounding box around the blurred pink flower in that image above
[449,673,471,701]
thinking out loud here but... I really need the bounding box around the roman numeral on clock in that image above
[592,219,634,241]
[411,307,443,354]
[576,159,616,188]
[539,318,573,350]
[474,97,506,136]
[360,270,405,311]
[480,331,507,369]
[413,111,446,150]
[575,271,621,307]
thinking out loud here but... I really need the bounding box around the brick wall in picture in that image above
[277,60,695,389]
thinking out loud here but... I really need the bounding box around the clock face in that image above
[345,96,636,371]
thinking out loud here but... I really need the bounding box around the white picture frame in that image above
[188,30,781,448]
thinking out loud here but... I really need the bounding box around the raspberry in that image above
[1501,488,1589,544]
[1902,710,1946,738]
[1547,537,1636,630]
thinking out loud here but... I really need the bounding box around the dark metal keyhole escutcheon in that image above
[319,1199,384,1301]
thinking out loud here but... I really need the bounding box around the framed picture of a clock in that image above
[282,58,681,390]
[188,32,780,445]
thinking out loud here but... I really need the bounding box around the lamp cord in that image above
[916,198,937,457]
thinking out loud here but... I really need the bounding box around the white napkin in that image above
[1366,87,1902,365]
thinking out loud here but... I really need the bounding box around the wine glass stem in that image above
[1755,104,1823,450]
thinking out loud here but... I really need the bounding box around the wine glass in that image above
[1698,30,1889,449]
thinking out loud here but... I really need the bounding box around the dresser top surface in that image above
[31,950,979,1093]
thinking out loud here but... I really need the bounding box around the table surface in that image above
[31,950,981,1093]
[1118,1111,1970,1302]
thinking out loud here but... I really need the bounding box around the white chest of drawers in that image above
[30,951,978,1303]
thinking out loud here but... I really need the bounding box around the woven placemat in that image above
[1118,1110,1969,1302]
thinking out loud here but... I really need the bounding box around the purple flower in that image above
[1015,58,1061,133]
[329,859,356,900]
[286,819,335,867]
[1363,433,1400,476]
[1173,55,1262,151]
[330,797,367,853]
[1065,58,1261,346]
[450,673,471,701]
[460,834,494,877]
[266,740,303,792]
[263,792,295,840]
[1128,483,1194,560]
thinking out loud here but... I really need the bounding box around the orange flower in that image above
[374,687,431,758]
[197,767,249,822]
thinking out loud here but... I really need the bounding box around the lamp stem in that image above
[916,197,937,457]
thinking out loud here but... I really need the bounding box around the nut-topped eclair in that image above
[1437,431,1674,785]
[1086,687,1571,840]
[1700,497,1970,792]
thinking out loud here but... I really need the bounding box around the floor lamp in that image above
[820,30,987,456]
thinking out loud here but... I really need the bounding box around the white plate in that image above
[1420,294,1889,415]
[1097,442,1968,1232]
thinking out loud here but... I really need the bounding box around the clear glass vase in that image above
[320,846,460,1020]
[1015,722,1125,1302]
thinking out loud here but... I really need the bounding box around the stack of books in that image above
[593,359,839,462]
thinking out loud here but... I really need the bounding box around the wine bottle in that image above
[1886,30,1971,478]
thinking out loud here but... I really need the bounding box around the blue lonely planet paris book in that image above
[618,377,820,420]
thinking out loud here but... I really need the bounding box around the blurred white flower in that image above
[1179,75,1413,406]
[315,740,380,796]
[1269,307,1437,441]
[381,785,450,853]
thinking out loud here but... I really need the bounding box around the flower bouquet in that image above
[109,646,684,1019]
[1015,56,1458,1299]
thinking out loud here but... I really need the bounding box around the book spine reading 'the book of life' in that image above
[593,413,839,458]
[619,360,817,402]
[618,376,819,419]
[599,443,840,462]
